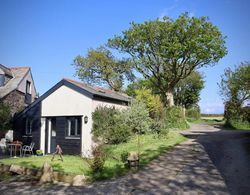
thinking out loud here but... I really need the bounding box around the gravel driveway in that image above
[0,124,249,195]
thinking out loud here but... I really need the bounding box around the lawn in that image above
[0,131,186,180]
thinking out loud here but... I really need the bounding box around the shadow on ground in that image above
[183,124,250,195]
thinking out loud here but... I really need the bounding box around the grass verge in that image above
[224,119,250,130]
[0,131,186,180]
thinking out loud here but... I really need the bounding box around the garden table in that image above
[8,143,22,158]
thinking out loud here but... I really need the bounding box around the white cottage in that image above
[13,78,131,156]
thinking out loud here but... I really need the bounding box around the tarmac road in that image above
[188,124,250,195]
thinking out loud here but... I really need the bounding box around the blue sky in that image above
[0,0,249,114]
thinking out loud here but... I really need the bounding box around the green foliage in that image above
[174,71,204,109]
[225,119,250,130]
[126,79,152,97]
[92,106,118,141]
[36,150,43,155]
[92,106,131,144]
[109,13,227,105]
[120,151,129,163]
[219,62,250,127]
[164,107,189,130]
[186,106,201,122]
[135,89,164,119]
[109,115,132,144]
[84,145,107,173]
[73,46,134,91]
[120,100,153,134]
[0,102,11,131]
[219,62,250,105]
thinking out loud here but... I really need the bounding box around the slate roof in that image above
[0,64,14,77]
[0,64,30,98]
[64,78,131,102]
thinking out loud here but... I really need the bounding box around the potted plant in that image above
[36,150,44,156]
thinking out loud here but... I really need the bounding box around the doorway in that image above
[46,118,56,154]
[50,118,56,153]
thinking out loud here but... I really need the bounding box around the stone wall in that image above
[2,90,25,116]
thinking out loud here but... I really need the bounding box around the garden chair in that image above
[22,142,35,157]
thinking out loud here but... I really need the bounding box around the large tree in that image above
[73,46,134,91]
[219,62,250,124]
[108,13,227,106]
[174,71,204,109]
[219,62,250,106]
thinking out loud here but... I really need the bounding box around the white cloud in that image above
[159,5,177,20]
[199,100,224,114]
[158,1,195,20]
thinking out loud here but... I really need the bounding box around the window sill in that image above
[65,136,80,140]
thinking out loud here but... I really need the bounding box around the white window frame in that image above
[67,117,81,137]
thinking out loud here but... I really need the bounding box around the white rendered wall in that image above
[41,85,93,156]
[92,99,128,111]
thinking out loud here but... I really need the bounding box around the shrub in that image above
[135,89,164,119]
[120,151,129,163]
[36,150,43,155]
[0,102,11,132]
[84,145,107,173]
[120,100,152,134]
[225,119,250,130]
[186,106,201,122]
[92,106,131,144]
[108,117,131,144]
[164,107,189,130]
[224,101,250,130]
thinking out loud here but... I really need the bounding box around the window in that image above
[67,117,81,137]
[26,81,31,94]
[25,119,33,135]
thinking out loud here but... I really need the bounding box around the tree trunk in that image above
[166,90,174,107]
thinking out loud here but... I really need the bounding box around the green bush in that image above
[120,100,152,134]
[36,150,43,155]
[84,145,107,173]
[164,107,189,130]
[135,89,164,120]
[92,106,131,144]
[186,106,201,122]
[225,119,250,130]
[0,102,11,132]
[109,116,131,144]
[120,151,129,163]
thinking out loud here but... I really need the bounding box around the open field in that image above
[201,116,224,121]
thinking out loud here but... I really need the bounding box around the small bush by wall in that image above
[119,100,152,134]
[83,145,107,174]
[164,107,189,130]
[92,106,131,144]
[186,106,201,122]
